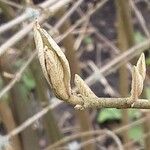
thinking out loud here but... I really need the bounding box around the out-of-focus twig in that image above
[57,0,109,42]
[0,0,109,99]
[54,0,84,30]
[5,103,53,140]
[88,61,119,97]
[0,10,38,34]
[0,0,72,56]
[79,130,123,150]
[0,0,23,9]
[130,0,150,38]
[0,51,37,99]
[45,116,148,149]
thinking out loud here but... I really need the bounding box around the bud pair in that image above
[130,53,146,101]
[34,22,146,108]
[34,22,96,107]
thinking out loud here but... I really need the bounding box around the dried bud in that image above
[131,66,143,100]
[130,53,146,101]
[74,74,97,98]
[34,22,71,100]
[136,53,146,80]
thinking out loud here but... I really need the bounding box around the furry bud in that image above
[34,22,71,100]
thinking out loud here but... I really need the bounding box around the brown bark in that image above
[0,99,22,150]
[0,61,22,150]
[0,54,39,150]
[116,0,134,146]
[0,1,15,20]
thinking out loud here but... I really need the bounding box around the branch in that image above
[34,22,150,110]
[0,0,109,101]
[0,51,37,99]
[0,0,72,56]
[45,116,148,149]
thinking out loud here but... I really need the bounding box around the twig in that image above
[79,130,123,150]
[99,39,150,76]
[74,17,89,51]
[0,11,35,34]
[57,0,109,42]
[124,131,150,148]
[0,0,23,9]
[0,0,72,56]
[88,61,119,97]
[0,0,63,34]
[43,38,150,110]
[34,22,149,110]
[45,116,147,149]
[5,103,53,140]
[54,0,84,30]
[39,0,59,8]
[130,0,150,38]
[0,0,110,99]
[94,29,132,71]
[0,51,37,99]
[55,129,124,150]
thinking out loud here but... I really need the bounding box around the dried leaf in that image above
[74,74,97,98]
[136,53,146,80]
[34,22,71,100]
[131,66,143,100]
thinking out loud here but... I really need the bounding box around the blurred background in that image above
[0,0,150,150]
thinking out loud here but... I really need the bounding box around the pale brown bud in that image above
[130,53,146,101]
[136,53,146,80]
[33,22,71,100]
[74,74,97,98]
[131,66,143,100]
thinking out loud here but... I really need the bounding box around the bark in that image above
[116,0,134,147]
[0,55,39,150]
[0,1,15,20]
[0,63,22,150]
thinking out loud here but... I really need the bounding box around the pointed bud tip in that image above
[74,74,81,84]
[137,53,145,64]
[141,53,145,59]
[140,53,145,63]
[75,74,79,79]
[133,65,137,71]
[34,20,40,30]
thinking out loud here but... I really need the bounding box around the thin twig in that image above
[88,61,119,97]
[0,0,23,9]
[57,0,109,42]
[124,131,150,148]
[0,0,110,99]
[39,37,150,110]
[45,116,148,149]
[130,0,150,38]
[0,0,72,56]
[3,41,150,143]
[55,129,123,150]
[0,12,33,34]
[79,130,123,150]
[0,0,63,34]
[54,0,84,30]
[0,51,37,99]
[5,103,52,139]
